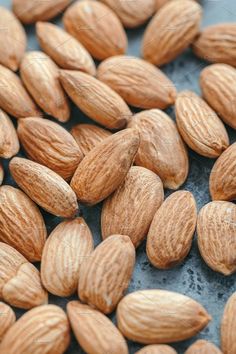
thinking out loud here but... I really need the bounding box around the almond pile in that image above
[0,0,235,353]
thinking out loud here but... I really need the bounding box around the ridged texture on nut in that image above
[41,218,94,297]
[102,166,164,247]
[79,235,135,314]
[175,91,229,158]
[71,129,140,205]
[117,289,211,344]
[97,56,176,109]
[221,292,236,354]
[67,301,128,354]
[142,0,202,66]
[135,345,177,354]
[128,109,188,190]
[197,201,236,275]
[185,340,222,354]
[0,110,19,159]
[147,191,197,269]
[60,70,132,129]
[0,185,46,261]
[9,157,78,218]
[0,242,48,309]
[63,0,127,60]
[0,305,70,354]
[18,117,83,181]
[0,164,3,186]
[0,302,16,342]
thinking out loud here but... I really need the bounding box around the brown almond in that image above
[0,109,19,159]
[185,340,222,354]
[155,0,170,10]
[136,345,177,354]
[0,302,16,342]
[221,292,236,354]
[0,163,3,186]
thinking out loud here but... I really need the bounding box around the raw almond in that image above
[221,292,236,354]
[97,56,177,109]
[0,163,3,186]
[197,201,236,275]
[41,218,94,297]
[60,70,132,129]
[17,117,83,181]
[70,129,140,205]
[117,289,211,344]
[135,345,177,354]
[102,166,164,247]
[79,235,135,314]
[9,157,78,218]
[0,302,15,342]
[0,305,70,354]
[142,0,202,66]
[175,91,229,158]
[0,185,46,262]
[185,340,222,354]
[67,301,128,354]
[128,109,189,190]
[155,0,170,10]
[0,109,19,159]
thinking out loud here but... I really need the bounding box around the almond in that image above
[0,242,47,309]
[128,109,189,190]
[155,0,170,10]
[197,201,236,275]
[97,56,177,109]
[0,302,16,342]
[0,185,46,262]
[0,163,3,186]
[185,340,222,354]
[221,292,236,354]
[17,117,83,181]
[136,345,177,354]
[60,70,132,129]
[70,129,140,205]
[67,301,128,354]
[142,0,202,66]
[175,91,229,158]
[41,218,94,297]
[102,166,164,247]
[0,109,19,159]
[9,157,78,218]
[79,235,135,314]
[0,305,70,354]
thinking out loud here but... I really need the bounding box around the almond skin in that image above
[9,157,78,218]
[197,201,236,275]
[175,91,229,158]
[60,70,132,129]
[0,302,16,342]
[0,109,19,159]
[67,301,128,354]
[128,109,189,190]
[70,129,140,205]
[135,345,177,354]
[102,166,164,247]
[0,163,3,186]
[41,218,94,297]
[221,292,236,354]
[17,117,83,181]
[97,56,177,109]
[155,0,170,10]
[185,340,222,354]
[79,235,135,314]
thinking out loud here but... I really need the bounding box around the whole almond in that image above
[197,201,236,275]
[128,109,189,190]
[117,290,211,344]
[36,22,96,76]
[0,185,46,262]
[136,345,177,354]
[18,117,83,181]
[0,305,70,354]
[97,56,177,109]
[9,157,78,218]
[0,109,19,159]
[147,191,197,269]
[175,91,229,158]
[79,235,135,314]
[67,301,128,354]
[221,292,236,354]
[70,129,140,205]
[0,242,47,309]
[102,166,164,247]
[41,218,94,297]
[0,163,3,186]
[142,0,202,66]
[60,70,132,129]
[0,302,15,342]
[185,340,222,354]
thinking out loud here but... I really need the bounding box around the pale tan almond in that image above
[0,302,15,342]
[185,340,222,354]
[0,163,3,186]
[135,345,177,354]
[0,109,19,159]
[67,301,128,354]
[9,157,78,218]
[221,292,236,354]
[155,0,170,10]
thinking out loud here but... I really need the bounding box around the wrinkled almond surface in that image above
[185,340,222,354]
[221,292,236,354]
[0,302,16,342]
[135,345,177,354]
[0,109,19,159]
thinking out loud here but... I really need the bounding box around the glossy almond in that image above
[185,340,222,354]
[0,163,3,186]
[221,292,236,354]
[0,109,19,159]
[0,302,16,342]
[136,345,177,354]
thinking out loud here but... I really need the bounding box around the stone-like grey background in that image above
[1,0,236,353]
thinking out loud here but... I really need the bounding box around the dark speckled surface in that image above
[1,0,236,353]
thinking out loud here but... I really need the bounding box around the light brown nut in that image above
[0,185,46,262]
[221,292,236,354]
[0,302,16,342]
[9,157,78,218]
[67,301,128,354]
[185,339,222,354]
[142,0,202,66]
[79,235,135,314]
[128,109,189,190]
[102,166,164,247]
[135,345,177,354]
[70,129,140,205]
[0,110,19,159]
[0,163,3,186]
[197,201,236,275]
[0,305,70,354]
[155,0,170,10]
[41,218,94,297]
[63,0,127,60]
[97,56,176,109]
